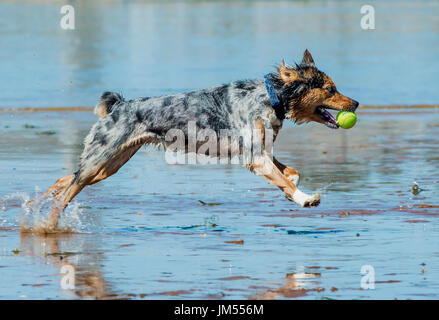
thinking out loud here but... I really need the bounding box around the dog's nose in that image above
[353,100,359,108]
[352,100,359,110]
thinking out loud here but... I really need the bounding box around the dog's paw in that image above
[302,193,320,207]
[292,190,320,207]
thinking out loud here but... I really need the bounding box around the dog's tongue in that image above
[323,109,337,124]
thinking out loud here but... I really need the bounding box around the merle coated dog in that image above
[38,50,358,230]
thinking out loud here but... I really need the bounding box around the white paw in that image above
[293,190,320,207]
[303,193,320,207]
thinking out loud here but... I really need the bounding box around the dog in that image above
[37,50,358,230]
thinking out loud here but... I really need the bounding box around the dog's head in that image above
[278,50,358,129]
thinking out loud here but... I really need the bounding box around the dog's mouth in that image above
[315,106,339,129]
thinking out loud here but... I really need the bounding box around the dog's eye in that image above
[327,87,336,95]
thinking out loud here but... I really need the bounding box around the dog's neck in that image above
[265,72,308,122]
[264,74,285,120]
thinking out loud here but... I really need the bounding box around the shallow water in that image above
[1,0,439,107]
[1,109,439,299]
[1,0,439,300]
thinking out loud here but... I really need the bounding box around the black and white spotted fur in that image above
[76,75,291,184]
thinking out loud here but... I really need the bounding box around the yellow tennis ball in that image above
[336,111,357,129]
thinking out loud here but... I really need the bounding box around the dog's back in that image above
[93,80,271,139]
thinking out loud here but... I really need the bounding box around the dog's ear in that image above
[279,60,299,83]
[301,49,315,67]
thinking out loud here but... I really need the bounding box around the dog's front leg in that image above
[248,154,320,207]
[273,157,300,186]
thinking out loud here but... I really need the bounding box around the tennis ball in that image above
[336,111,357,129]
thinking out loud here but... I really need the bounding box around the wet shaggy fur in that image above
[82,80,274,177]
[40,50,359,230]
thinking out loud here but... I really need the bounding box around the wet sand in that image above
[1,108,439,299]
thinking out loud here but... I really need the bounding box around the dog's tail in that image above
[94,91,124,118]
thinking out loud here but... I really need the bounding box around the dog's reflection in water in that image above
[19,233,118,299]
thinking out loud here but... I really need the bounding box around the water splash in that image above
[1,190,93,233]
[316,182,335,195]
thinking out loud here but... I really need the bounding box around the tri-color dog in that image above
[38,50,358,230]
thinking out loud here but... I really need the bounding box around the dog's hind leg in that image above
[42,175,75,198]
[45,135,150,230]
[42,115,155,230]
[32,92,154,231]
[44,139,146,230]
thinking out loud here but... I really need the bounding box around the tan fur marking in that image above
[273,157,299,184]
[286,78,357,124]
[42,175,75,197]
[279,60,299,83]
[94,102,108,119]
[121,132,160,150]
